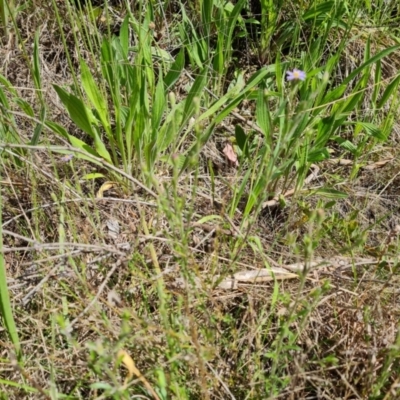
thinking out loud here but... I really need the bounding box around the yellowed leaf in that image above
[117,350,161,400]
[117,349,135,380]
[217,267,298,289]
[96,181,116,198]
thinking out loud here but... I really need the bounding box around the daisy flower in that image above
[60,154,74,162]
[286,69,306,82]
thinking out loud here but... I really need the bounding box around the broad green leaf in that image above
[340,89,364,114]
[164,47,185,91]
[275,52,283,93]
[213,31,224,76]
[302,1,336,20]
[256,88,272,137]
[80,59,111,134]
[53,85,96,137]
[100,39,118,92]
[119,15,130,59]
[333,137,357,154]
[235,124,247,152]
[307,147,329,162]
[356,122,385,141]
[201,0,212,40]
[45,121,103,164]
[93,133,112,163]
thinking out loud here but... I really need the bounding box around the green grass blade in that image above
[322,45,400,105]
[30,106,46,146]
[32,30,42,94]
[0,181,21,358]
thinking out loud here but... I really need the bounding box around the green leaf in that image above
[15,98,34,117]
[225,0,246,49]
[310,188,348,199]
[90,382,113,390]
[235,124,247,152]
[93,133,112,163]
[307,147,329,162]
[182,69,207,124]
[302,1,336,20]
[161,153,186,169]
[119,15,130,59]
[80,59,111,134]
[45,121,103,165]
[179,121,216,174]
[164,47,185,91]
[196,215,224,224]
[0,188,21,358]
[322,45,400,105]
[53,85,96,137]
[201,0,213,40]
[275,52,283,93]
[82,173,105,180]
[157,103,183,151]
[333,137,357,154]
[152,76,166,135]
[30,107,46,146]
[356,122,385,141]
[216,66,274,123]
[197,80,246,124]
[53,83,112,162]
[256,88,272,137]
[377,75,400,109]
[32,31,42,92]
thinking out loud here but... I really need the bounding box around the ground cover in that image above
[0,0,400,398]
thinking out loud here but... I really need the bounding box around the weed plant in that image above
[0,0,399,398]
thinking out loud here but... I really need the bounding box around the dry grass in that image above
[1,1,400,399]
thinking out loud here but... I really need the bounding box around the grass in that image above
[0,0,400,398]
